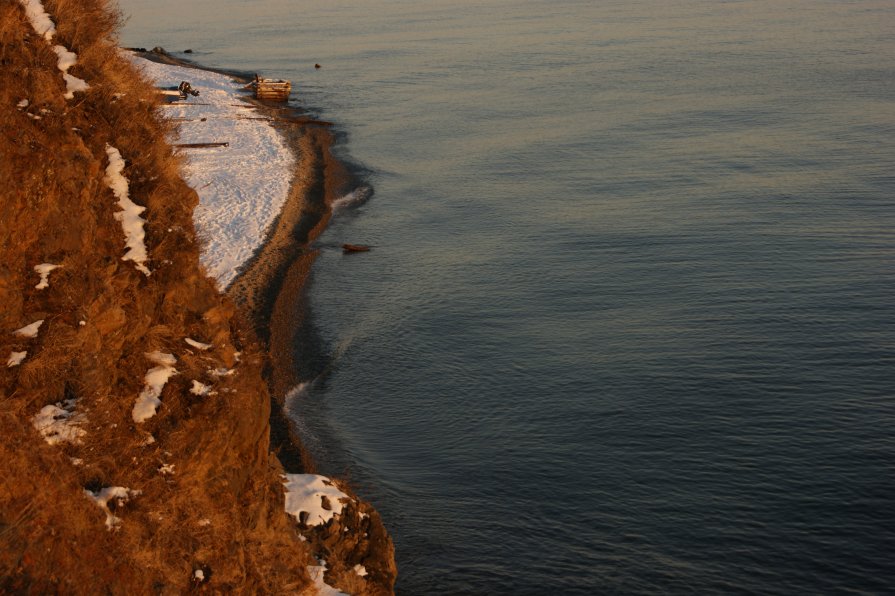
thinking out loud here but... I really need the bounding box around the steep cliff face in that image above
[0,1,394,593]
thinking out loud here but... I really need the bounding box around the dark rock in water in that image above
[124,47,147,52]
[315,63,321,69]
[184,48,193,54]
[151,46,168,55]
[342,244,371,253]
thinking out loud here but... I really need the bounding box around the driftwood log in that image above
[173,142,230,148]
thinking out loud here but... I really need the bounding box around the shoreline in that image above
[133,48,396,588]
[133,48,344,470]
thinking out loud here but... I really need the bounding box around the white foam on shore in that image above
[285,381,311,401]
[332,185,373,214]
[283,382,323,453]
[129,55,295,289]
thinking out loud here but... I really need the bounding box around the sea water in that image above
[119,1,894,593]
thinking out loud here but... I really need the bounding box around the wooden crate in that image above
[255,79,292,102]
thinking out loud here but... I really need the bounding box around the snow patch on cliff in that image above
[308,562,349,596]
[13,319,43,338]
[105,145,151,276]
[133,352,177,423]
[18,0,56,40]
[185,337,212,350]
[7,351,27,367]
[84,486,141,530]
[34,263,61,289]
[283,474,352,527]
[32,399,86,445]
[52,45,89,99]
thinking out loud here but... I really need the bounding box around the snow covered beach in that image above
[129,54,295,288]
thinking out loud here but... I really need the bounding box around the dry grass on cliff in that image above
[0,0,318,592]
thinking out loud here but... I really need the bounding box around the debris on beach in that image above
[250,75,292,102]
[157,80,200,102]
[172,142,230,149]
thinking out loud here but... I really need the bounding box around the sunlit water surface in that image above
[120,1,894,593]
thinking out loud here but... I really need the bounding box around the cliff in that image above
[0,0,394,592]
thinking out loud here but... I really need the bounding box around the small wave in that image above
[285,381,311,402]
[284,382,322,452]
[332,185,373,213]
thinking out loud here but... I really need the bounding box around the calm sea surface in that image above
[119,1,894,593]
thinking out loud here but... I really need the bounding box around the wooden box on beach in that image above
[254,78,292,102]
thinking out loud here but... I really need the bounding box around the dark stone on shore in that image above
[184,48,193,53]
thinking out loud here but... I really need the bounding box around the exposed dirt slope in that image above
[0,1,393,593]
